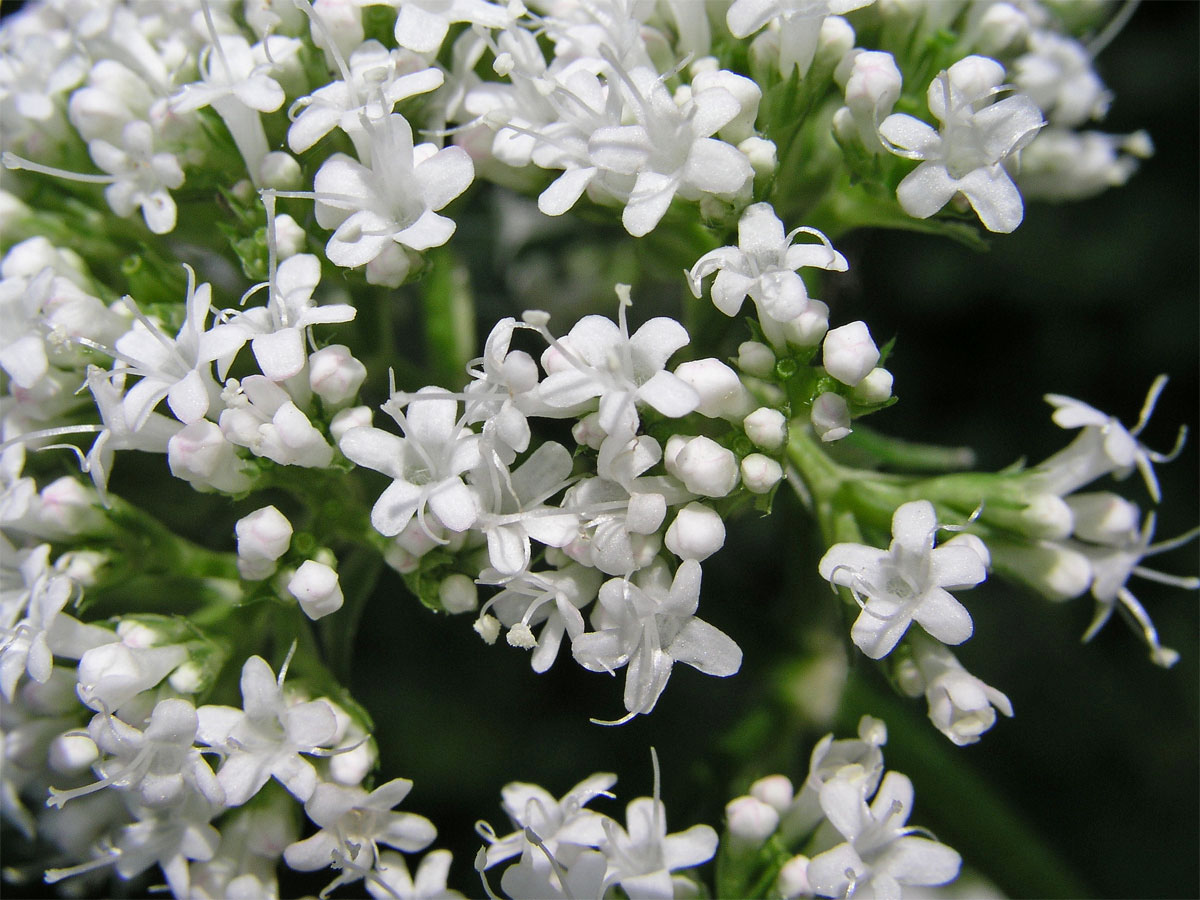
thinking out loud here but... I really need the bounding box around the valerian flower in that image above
[818,500,986,659]
[879,55,1043,233]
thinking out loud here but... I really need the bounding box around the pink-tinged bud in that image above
[235,505,293,580]
[811,392,851,442]
[167,421,254,493]
[287,559,344,620]
[743,407,787,450]
[741,453,783,493]
[675,436,740,497]
[309,344,367,408]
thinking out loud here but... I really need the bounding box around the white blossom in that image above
[819,500,986,659]
[879,55,1044,233]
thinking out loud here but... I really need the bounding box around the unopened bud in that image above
[664,502,726,561]
[737,340,776,377]
[851,367,893,404]
[749,774,794,812]
[741,453,783,493]
[811,392,851,442]
[675,436,739,497]
[823,321,880,386]
[287,560,344,620]
[725,795,780,845]
[739,136,778,178]
[236,506,293,580]
[259,151,302,190]
[167,421,254,493]
[309,344,367,408]
[675,358,755,419]
[1066,492,1140,545]
[273,213,307,259]
[743,407,787,450]
[439,573,478,614]
[782,299,829,347]
[776,854,812,899]
[330,405,372,442]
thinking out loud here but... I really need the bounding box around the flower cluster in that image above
[0,0,1193,897]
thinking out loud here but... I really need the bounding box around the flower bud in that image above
[287,559,344,620]
[840,50,902,152]
[811,392,851,442]
[823,321,880,386]
[815,16,856,70]
[76,641,187,712]
[259,151,301,190]
[743,407,787,450]
[330,405,372,442]
[725,795,780,845]
[572,411,606,450]
[235,505,293,580]
[782,299,829,347]
[973,2,1030,56]
[739,136,778,179]
[273,214,307,259]
[692,69,761,144]
[851,367,893,404]
[737,340,776,377]
[36,476,106,536]
[991,539,1091,601]
[439,573,478,614]
[664,502,727,561]
[674,358,755,420]
[749,774,794,812]
[1066,492,1140,545]
[168,421,254,493]
[674,436,739,497]
[48,732,98,775]
[741,453,783,494]
[776,855,812,899]
[365,242,413,287]
[309,344,367,408]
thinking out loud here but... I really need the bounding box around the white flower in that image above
[112,271,246,429]
[47,698,223,811]
[818,500,986,659]
[1012,31,1110,128]
[219,375,335,469]
[87,120,183,234]
[480,771,616,870]
[807,770,961,898]
[369,849,465,900]
[196,655,339,806]
[0,561,107,700]
[687,203,846,347]
[386,0,516,54]
[726,0,874,76]
[75,638,187,713]
[287,40,444,156]
[282,778,437,895]
[473,440,578,577]
[906,635,1012,746]
[229,253,355,382]
[287,559,344,620]
[599,794,719,899]
[533,288,699,441]
[339,386,482,538]
[478,564,600,672]
[313,114,474,274]
[1038,375,1185,504]
[587,64,752,236]
[1072,512,1199,668]
[572,559,742,721]
[879,55,1044,233]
